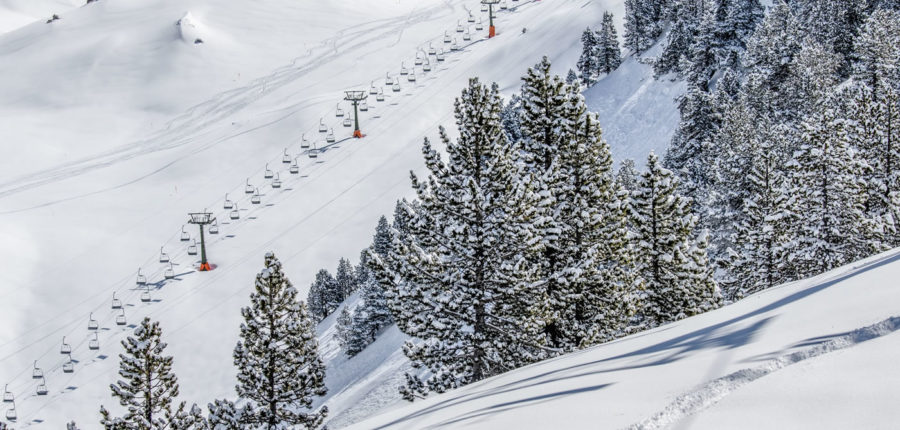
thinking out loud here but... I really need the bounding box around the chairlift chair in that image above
[301,133,310,149]
[436,50,446,62]
[141,285,151,303]
[60,336,71,355]
[251,188,261,205]
[88,312,99,331]
[392,81,401,92]
[116,308,127,326]
[230,203,240,220]
[468,12,476,23]
[326,129,336,143]
[63,357,74,374]
[428,42,436,55]
[343,117,352,127]
[456,20,464,32]
[5,402,15,421]
[282,148,292,163]
[444,31,451,43]
[385,72,394,86]
[309,143,319,159]
[360,101,368,112]
[3,385,13,403]
[369,81,378,95]
[272,173,282,189]
[476,18,484,31]
[463,29,472,41]
[399,61,408,75]
[408,72,417,82]
[209,219,219,234]
[32,361,43,379]
[164,263,175,280]
[451,39,460,51]
[335,103,344,117]
[245,178,254,194]
[414,53,423,66]
[223,193,234,210]
[111,292,123,310]
[36,378,47,396]
[136,268,147,286]
[500,1,508,9]
[187,239,198,256]
[180,226,190,242]
[423,60,432,72]
[318,118,328,133]
[481,3,488,11]
[289,158,300,174]
[376,88,385,102]
[159,247,169,263]
[89,332,100,350]
[264,163,274,179]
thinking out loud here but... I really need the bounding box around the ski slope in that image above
[344,249,900,430]
[0,0,686,427]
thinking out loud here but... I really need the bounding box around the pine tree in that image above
[520,56,571,172]
[335,306,353,351]
[500,93,525,144]
[306,269,337,322]
[654,0,699,78]
[791,0,864,76]
[368,78,540,396]
[100,318,187,430]
[233,253,327,430]
[67,422,80,430]
[665,82,717,215]
[207,400,244,430]
[344,218,395,356]
[624,0,663,54]
[628,153,721,327]
[712,0,764,69]
[597,12,622,75]
[565,69,579,86]
[334,258,357,300]
[616,159,640,193]
[577,27,600,86]
[852,9,900,95]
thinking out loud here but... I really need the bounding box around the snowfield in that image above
[344,249,900,430]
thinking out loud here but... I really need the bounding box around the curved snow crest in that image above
[176,11,205,44]
[626,315,900,430]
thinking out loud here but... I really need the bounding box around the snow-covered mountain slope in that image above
[344,248,900,430]
[0,0,687,427]
[0,0,79,33]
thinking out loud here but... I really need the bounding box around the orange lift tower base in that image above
[482,0,500,38]
[345,90,368,138]
[188,211,215,271]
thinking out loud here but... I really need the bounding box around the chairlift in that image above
[369,81,378,95]
[289,158,300,174]
[3,385,13,403]
[451,39,460,51]
[342,116,351,127]
[264,163,274,179]
[111,292,123,310]
[251,188,261,205]
[60,336,71,355]
[476,18,484,31]
[164,263,175,280]
[436,50,446,62]
[500,1,508,10]
[180,225,190,242]
[326,129,336,143]
[392,81,401,92]
[32,361,43,379]
[309,143,319,159]
[385,72,394,86]
[36,378,47,396]
[376,87,385,102]
[230,203,240,220]
[159,247,169,263]
[116,308,127,326]
[443,31,451,43]
[318,118,327,133]
[88,312,99,330]
[463,29,472,41]
[245,178,254,194]
[423,60,432,72]
[428,42,436,56]
[468,12,476,23]
[399,61,408,75]
[282,148,292,164]
[335,103,344,117]
[63,356,74,374]
[301,133,310,149]
[209,219,219,234]
[414,54,423,66]
[5,401,15,421]
[360,101,369,112]
[272,173,282,189]
[141,285,151,303]
[187,239,198,256]
[223,193,234,210]
[408,72,417,82]
[89,332,99,350]
[136,268,147,286]
[481,3,488,12]
[456,20,464,32]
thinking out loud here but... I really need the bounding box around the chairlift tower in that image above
[481,0,500,38]
[344,90,368,138]
[188,211,216,271]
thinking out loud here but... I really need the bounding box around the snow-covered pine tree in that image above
[67,421,80,430]
[791,0,864,76]
[852,8,900,95]
[597,12,622,75]
[712,0,764,70]
[783,103,871,278]
[368,78,540,396]
[616,159,640,193]
[233,253,327,430]
[100,317,189,430]
[654,0,699,78]
[334,257,357,301]
[207,399,243,430]
[577,27,600,86]
[306,269,337,322]
[344,217,395,356]
[665,82,717,217]
[500,93,525,143]
[335,306,353,351]
[624,0,662,54]
[565,69,579,86]
[628,153,720,327]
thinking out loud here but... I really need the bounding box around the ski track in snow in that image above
[626,316,900,430]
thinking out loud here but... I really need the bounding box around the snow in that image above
[344,248,900,429]
[1,0,654,426]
